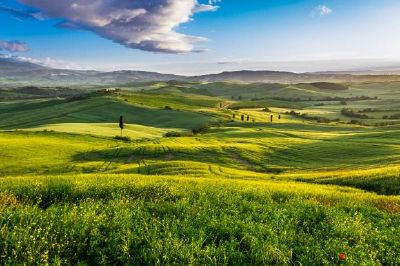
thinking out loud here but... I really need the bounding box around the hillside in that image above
[4,58,400,86]
[0,94,219,132]
[0,57,48,74]
[0,58,182,86]
[1,81,400,264]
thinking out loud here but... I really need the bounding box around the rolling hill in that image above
[1,80,400,264]
[0,57,182,86]
[4,58,400,86]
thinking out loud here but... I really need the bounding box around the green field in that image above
[1,82,400,265]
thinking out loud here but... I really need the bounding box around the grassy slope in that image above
[1,83,400,264]
[26,123,170,139]
[1,174,399,265]
[119,89,224,110]
[180,81,400,124]
[0,94,218,131]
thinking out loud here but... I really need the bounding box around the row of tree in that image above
[232,113,281,123]
[118,112,283,137]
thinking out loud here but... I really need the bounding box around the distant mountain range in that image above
[2,57,400,87]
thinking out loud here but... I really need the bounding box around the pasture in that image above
[1,81,400,265]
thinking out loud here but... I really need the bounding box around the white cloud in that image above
[0,53,81,69]
[208,0,222,5]
[17,0,220,54]
[311,5,333,17]
[0,5,42,20]
[193,4,218,12]
[0,40,29,52]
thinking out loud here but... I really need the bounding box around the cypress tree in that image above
[119,115,124,136]
[241,115,244,121]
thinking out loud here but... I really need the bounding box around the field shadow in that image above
[72,144,284,175]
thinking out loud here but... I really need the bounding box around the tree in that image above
[247,115,250,121]
[119,115,124,136]
[270,115,273,123]
[241,115,244,121]
[233,113,236,119]
[278,115,281,120]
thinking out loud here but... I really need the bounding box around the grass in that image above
[0,95,218,130]
[26,123,172,139]
[118,90,224,111]
[1,82,400,264]
[0,174,399,265]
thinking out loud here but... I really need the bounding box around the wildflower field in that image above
[1,82,400,265]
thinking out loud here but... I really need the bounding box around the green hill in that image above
[0,94,218,131]
[1,82,400,264]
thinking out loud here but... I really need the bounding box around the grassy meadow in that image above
[1,81,400,265]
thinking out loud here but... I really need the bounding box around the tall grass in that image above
[0,174,399,265]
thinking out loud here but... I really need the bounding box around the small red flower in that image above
[338,252,347,261]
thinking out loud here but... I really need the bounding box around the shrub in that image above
[164,131,193,138]
[286,110,340,123]
[348,120,364,125]
[310,82,348,91]
[388,114,400,119]
[66,94,90,102]
[341,108,369,119]
[229,104,264,110]
[114,136,131,142]
[192,124,210,135]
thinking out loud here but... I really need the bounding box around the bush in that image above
[341,108,369,119]
[114,136,131,142]
[66,94,90,102]
[286,110,339,123]
[348,120,365,125]
[310,82,348,91]
[165,106,173,110]
[388,114,400,119]
[164,131,193,138]
[192,124,210,135]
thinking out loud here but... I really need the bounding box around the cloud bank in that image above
[18,0,219,54]
[0,53,81,69]
[0,40,29,52]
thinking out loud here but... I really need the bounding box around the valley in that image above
[1,77,400,264]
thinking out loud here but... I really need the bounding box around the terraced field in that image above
[1,82,400,264]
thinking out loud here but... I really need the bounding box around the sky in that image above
[1,0,400,75]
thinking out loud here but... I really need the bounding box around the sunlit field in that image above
[0,82,400,264]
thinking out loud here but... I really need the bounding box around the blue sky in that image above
[1,0,400,74]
